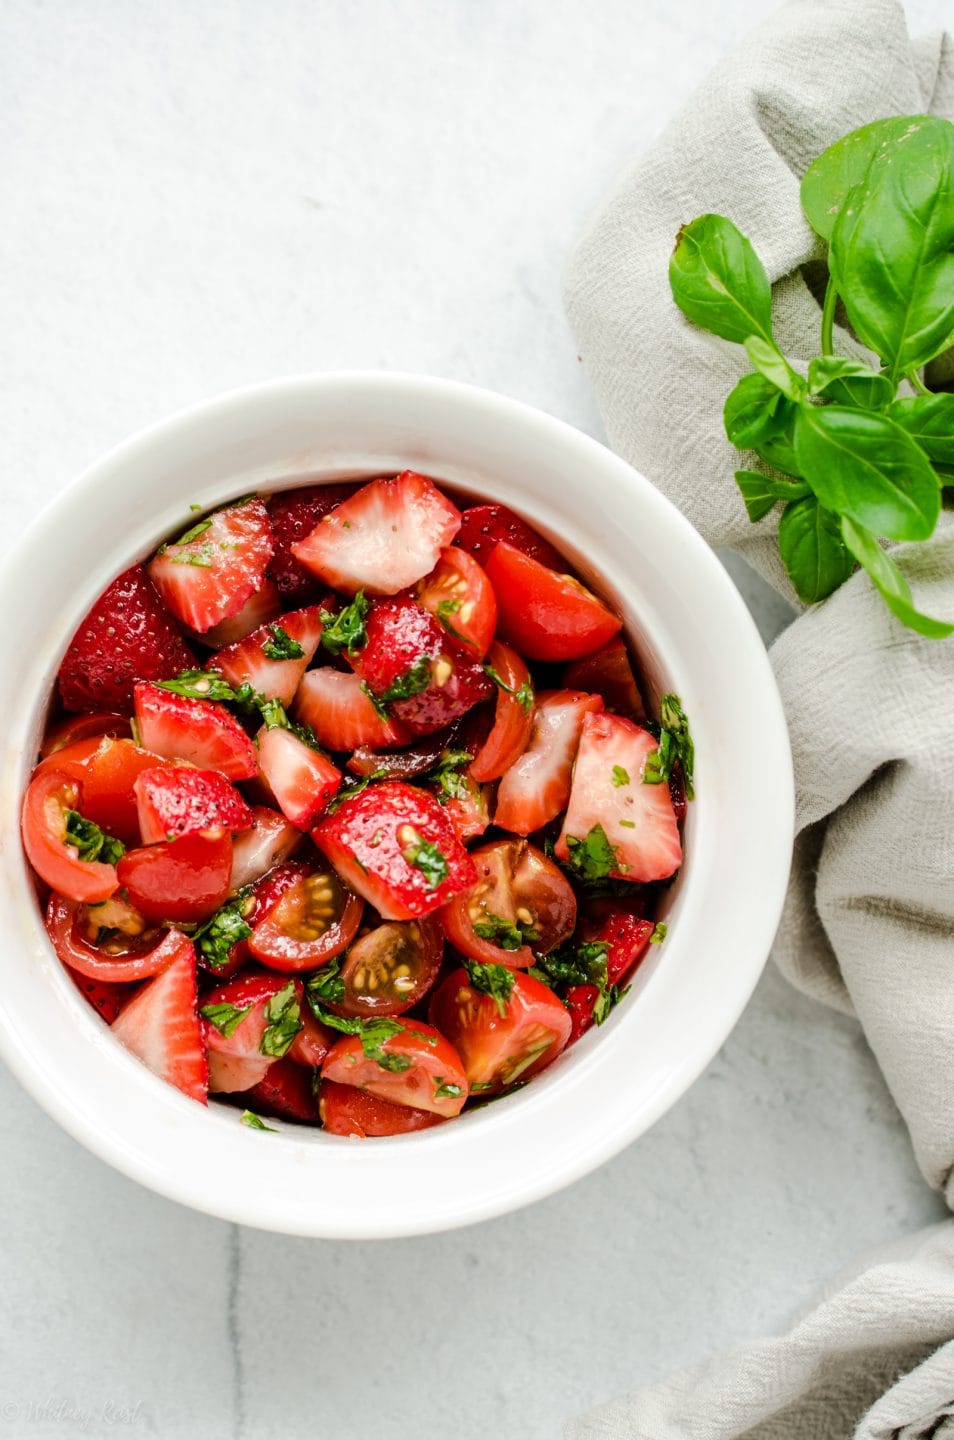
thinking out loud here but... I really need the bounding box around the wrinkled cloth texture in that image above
[564,0,954,1435]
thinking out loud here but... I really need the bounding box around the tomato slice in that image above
[439,839,576,968]
[328,915,443,1018]
[46,892,179,983]
[564,637,646,721]
[21,768,120,904]
[468,641,534,783]
[319,1080,444,1137]
[117,833,233,923]
[321,1019,468,1117]
[428,967,571,1094]
[415,548,497,658]
[78,738,179,846]
[41,711,131,759]
[247,1058,320,1122]
[248,866,364,972]
[484,541,622,662]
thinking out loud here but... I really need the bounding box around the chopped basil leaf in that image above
[593,982,630,1026]
[531,940,610,991]
[434,1080,464,1099]
[200,1000,253,1037]
[240,1110,277,1132]
[259,981,303,1058]
[436,599,470,645]
[359,682,390,720]
[324,771,386,816]
[376,656,433,705]
[472,909,534,952]
[425,748,474,802]
[483,664,534,713]
[612,765,630,787]
[261,624,304,661]
[400,828,448,889]
[304,958,346,1005]
[643,694,695,800]
[169,547,214,568]
[257,695,320,750]
[463,959,514,1019]
[650,922,668,945]
[174,517,213,545]
[304,1001,411,1073]
[319,591,370,657]
[63,810,126,866]
[565,824,625,881]
[156,669,260,712]
[619,819,635,829]
[192,889,253,969]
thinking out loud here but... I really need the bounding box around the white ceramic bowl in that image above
[0,373,793,1237]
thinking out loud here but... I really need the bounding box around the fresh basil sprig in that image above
[669,115,954,638]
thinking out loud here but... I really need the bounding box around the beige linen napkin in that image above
[564,0,954,1434]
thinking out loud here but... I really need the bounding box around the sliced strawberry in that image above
[494,690,603,836]
[312,780,477,921]
[246,1058,319,1122]
[147,499,274,634]
[564,637,646,721]
[291,471,461,596]
[456,502,563,570]
[267,483,359,602]
[440,776,491,844]
[69,970,137,1025]
[133,683,258,780]
[565,983,601,1043]
[256,725,341,829]
[293,668,410,752]
[135,767,253,844]
[58,564,195,713]
[229,806,301,891]
[201,580,281,648]
[110,936,208,1103]
[555,713,682,883]
[201,970,295,1093]
[211,605,324,705]
[348,596,492,737]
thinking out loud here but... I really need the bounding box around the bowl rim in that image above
[0,371,794,1237]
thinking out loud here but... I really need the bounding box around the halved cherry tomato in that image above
[76,738,178,845]
[247,1058,320,1122]
[321,1019,468,1117]
[484,541,622,662]
[468,641,534,783]
[415,548,497,658]
[248,866,364,972]
[319,1080,444,1137]
[229,806,301,891]
[327,915,443,1018]
[564,637,645,721]
[41,711,131,759]
[46,892,180,983]
[117,833,233,923]
[440,839,576,968]
[429,967,571,1094]
[21,768,119,903]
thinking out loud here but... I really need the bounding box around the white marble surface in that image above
[2,2,950,1436]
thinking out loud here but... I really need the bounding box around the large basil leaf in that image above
[778,497,855,603]
[841,516,954,637]
[723,373,787,449]
[889,393,954,464]
[829,117,954,379]
[801,116,932,243]
[807,356,894,411]
[669,214,775,345]
[794,404,940,541]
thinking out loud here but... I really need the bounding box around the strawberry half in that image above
[211,605,324,705]
[134,766,254,844]
[133,682,258,780]
[58,564,195,713]
[256,725,341,829]
[267,484,359,603]
[291,471,461,596]
[201,970,292,1094]
[312,779,477,920]
[110,935,208,1103]
[555,713,682,883]
[348,596,492,737]
[293,669,410,752]
[246,1058,320,1122]
[494,690,604,836]
[148,499,274,634]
